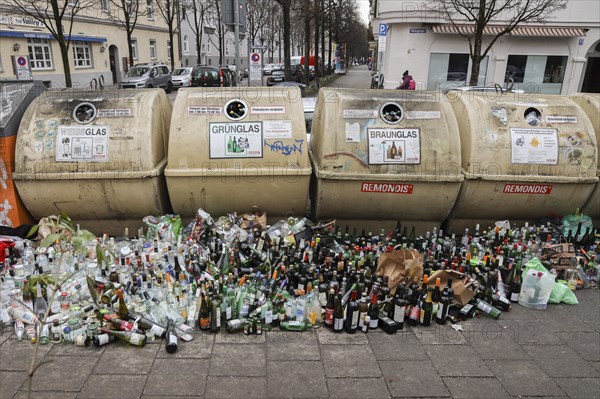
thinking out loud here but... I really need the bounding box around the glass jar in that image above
[60,292,71,310]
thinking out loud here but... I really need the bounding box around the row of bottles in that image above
[1,212,598,351]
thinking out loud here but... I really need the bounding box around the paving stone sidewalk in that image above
[0,289,598,399]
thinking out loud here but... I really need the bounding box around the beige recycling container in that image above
[445,92,598,232]
[14,89,172,235]
[310,88,463,234]
[570,93,600,223]
[165,87,312,220]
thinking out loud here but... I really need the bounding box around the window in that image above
[100,0,109,11]
[72,41,92,68]
[27,38,53,70]
[149,39,157,60]
[505,55,567,94]
[208,58,212,65]
[427,52,488,90]
[183,35,188,54]
[159,66,169,74]
[167,41,171,60]
[131,38,138,60]
[207,43,211,54]
[147,0,154,20]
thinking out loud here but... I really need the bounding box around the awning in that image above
[432,24,504,35]
[0,30,107,42]
[432,24,586,37]
[511,26,586,37]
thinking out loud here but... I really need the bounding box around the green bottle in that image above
[280,320,311,331]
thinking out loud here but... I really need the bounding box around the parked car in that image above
[191,66,237,87]
[171,67,193,89]
[226,65,243,82]
[266,69,285,86]
[263,64,276,75]
[120,63,172,92]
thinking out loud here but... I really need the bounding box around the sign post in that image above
[12,55,32,80]
[248,48,263,86]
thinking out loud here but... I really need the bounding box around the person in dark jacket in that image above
[398,70,415,90]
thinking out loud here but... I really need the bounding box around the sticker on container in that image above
[515,101,547,107]
[55,125,109,162]
[510,128,558,165]
[360,182,414,194]
[263,120,292,139]
[187,106,222,115]
[405,111,441,120]
[97,108,132,118]
[367,128,420,165]
[251,106,286,114]
[209,122,262,159]
[345,122,360,143]
[343,109,378,119]
[545,115,577,124]
[503,184,553,195]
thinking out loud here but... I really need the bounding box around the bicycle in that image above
[89,75,105,90]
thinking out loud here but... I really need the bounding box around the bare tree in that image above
[182,0,212,64]
[106,0,146,68]
[207,0,226,65]
[155,0,179,71]
[6,0,95,87]
[430,0,567,86]
[246,0,270,51]
[274,0,292,80]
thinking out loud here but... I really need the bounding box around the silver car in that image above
[171,67,193,88]
[120,63,172,92]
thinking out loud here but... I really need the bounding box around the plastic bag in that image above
[561,211,594,239]
[143,214,183,241]
[548,281,579,305]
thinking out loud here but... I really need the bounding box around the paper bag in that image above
[426,269,478,306]
[542,242,577,270]
[376,248,423,294]
[240,207,267,229]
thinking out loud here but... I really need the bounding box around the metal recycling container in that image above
[165,87,312,220]
[310,88,463,234]
[13,89,172,235]
[570,93,600,223]
[0,81,45,227]
[445,92,598,233]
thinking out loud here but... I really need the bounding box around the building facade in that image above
[0,1,178,88]
[370,0,600,94]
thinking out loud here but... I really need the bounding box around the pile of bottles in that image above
[1,211,598,354]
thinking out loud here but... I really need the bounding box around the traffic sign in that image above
[378,24,388,51]
[379,23,388,36]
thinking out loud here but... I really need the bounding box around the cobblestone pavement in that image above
[0,289,598,398]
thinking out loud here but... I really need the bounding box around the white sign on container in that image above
[209,122,263,158]
[367,128,420,165]
[56,125,109,162]
[263,120,292,139]
[510,128,558,165]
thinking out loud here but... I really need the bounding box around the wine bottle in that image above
[325,288,335,328]
[420,289,433,326]
[33,283,48,321]
[165,319,178,353]
[432,278,442,319]
[199,291,210,331]
[101,328,147,347]
[344,291,359,334]
[475,299,501,319]
[391,284,408,330]
[332,292,344,333]
[210,293,221,333]
[117,289,129,319]
[367,294,379,330]
[436,283,450,325]
[126,314,167,338]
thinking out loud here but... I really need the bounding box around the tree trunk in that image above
[470,54,481,86]
[60,43,72,88]
[303,0,310,83]
[281,2,291,81]
[169,29,175,71]
[314,0,319,78]
[127,29,135,68]
[327,0,332,74]
[321,1,325,77]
